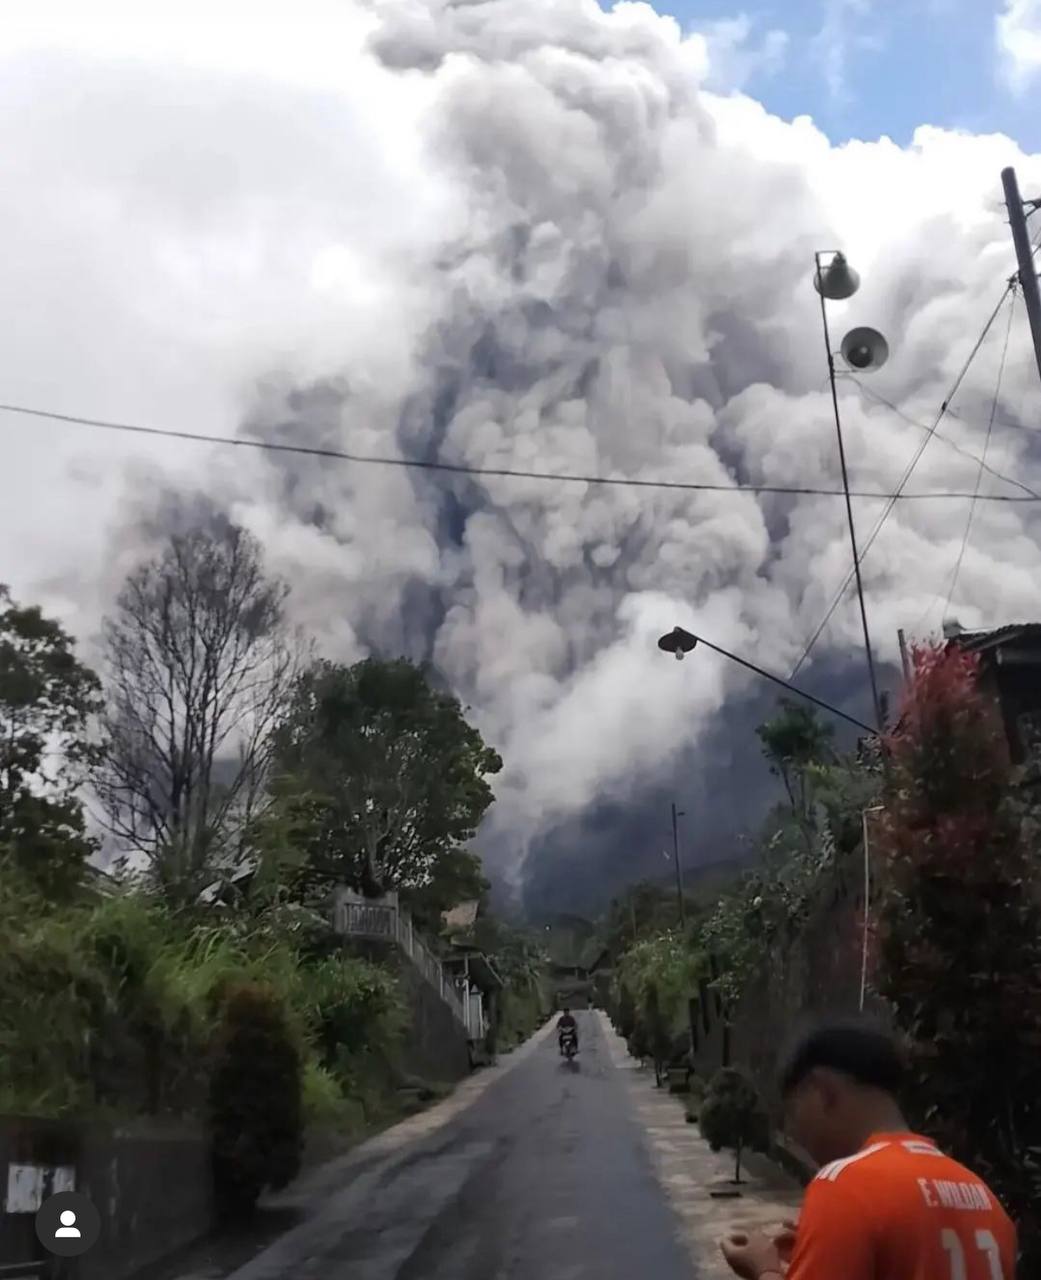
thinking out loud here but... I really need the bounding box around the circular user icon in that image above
[35,1190,101,1258]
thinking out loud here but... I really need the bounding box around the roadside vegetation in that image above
[0,515,546,1215]
[601,648,1041,1266]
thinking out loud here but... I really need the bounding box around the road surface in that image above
[226,1010,700,1280]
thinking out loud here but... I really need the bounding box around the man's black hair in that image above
[780,1020,905,1097]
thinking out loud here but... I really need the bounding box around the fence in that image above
[332,891,471,1034]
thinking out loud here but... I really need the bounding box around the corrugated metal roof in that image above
[949,623,1041,654]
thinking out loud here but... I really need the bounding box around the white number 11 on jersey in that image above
[941,1228,1005,1280]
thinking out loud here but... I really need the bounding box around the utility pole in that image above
[897,628,911,684]
[1002,166,1041,387]
[671,801,699,1075]
[671,802,686,928]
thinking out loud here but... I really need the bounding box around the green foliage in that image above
[0,857,409,1141]
[402,848,489,935]
[615,982,636,1042]
[877,642,1041,1265]
[698,746,878,1011]
[643,982,672,1084]
[698,1067,769,1183]
[0,863,104,1114]
[301,955,406,1068]
[0,585,103,896]
[756,698,834,816]
[302,1062,359,1129]
[209,981,303,1218]
[272,657,501,896]
[617,931,702,1034]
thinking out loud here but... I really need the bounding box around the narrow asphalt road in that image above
[227,1011,700,1280]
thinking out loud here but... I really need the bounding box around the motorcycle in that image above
[560,1028,579,1063]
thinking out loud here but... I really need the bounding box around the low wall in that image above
[1,1116,212,1280]
[394,959,471,1084]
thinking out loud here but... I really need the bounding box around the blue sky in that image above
[650,0,1041,151]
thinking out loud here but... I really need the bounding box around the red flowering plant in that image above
[876,641,1041,1263]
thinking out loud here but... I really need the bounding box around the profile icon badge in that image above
[35,1190,101,1257]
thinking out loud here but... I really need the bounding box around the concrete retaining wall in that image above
[393,958,471,1084]
[1,1116,211,1280]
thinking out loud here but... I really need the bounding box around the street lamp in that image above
[657,625,874,734]
[813,249,888,733]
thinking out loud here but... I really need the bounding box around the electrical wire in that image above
[843,376,1040,499]
[5,399,1041,504]
[789,280,1018,679]
[943,291,1017,615]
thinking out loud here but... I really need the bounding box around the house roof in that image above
[442,900,480,931]
[946,623,1041,655]
[443,944,503,991]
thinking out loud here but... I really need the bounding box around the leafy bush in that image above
[302,955,406,1068]
[618,932,702,1034]
[616,982,636,1042]
[0,864,102,1114]
[878,642,1041,1266]
[699,1067,769,1184]
[209,981,303,1219]
[301,1062,360,1130]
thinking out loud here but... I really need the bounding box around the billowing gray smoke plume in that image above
[2,0,1040,907]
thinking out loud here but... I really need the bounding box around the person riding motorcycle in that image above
[557,1007,578,1055]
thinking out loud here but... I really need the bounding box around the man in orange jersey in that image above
[719,1021,1017,1280]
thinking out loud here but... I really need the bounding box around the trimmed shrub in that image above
[698,1067,769,1184]
[209,981,303,1218]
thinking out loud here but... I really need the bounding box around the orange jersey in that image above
[786,1132,1017,1280]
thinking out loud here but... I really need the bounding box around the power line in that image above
[4,398,1041,504]
[943,291,1018,615]
[844,376,1040,499]
[789,280,1018,679]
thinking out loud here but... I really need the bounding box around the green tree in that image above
[644,982,672,1086]
[272,658,501,897]
[699,1067,769,1184]
[877,641,1041,1265]
[402,847,488,935]
[617,930,703,1032]
[601,881,682,961]
[756,698,834,817]
[0,584,103,895]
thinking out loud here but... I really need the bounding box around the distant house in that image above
[944,622,1041,763]
[441,899,503,1051]
[442,900,480,934]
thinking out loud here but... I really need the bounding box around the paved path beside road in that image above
[599,1011,804,1279]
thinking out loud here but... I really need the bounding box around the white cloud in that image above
[0,0,1040,886]
[687,14,789,94]
[810,0,876,102]
[997,0,1041,92]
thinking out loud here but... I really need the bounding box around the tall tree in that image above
[95,520,297,903]
[272,657,501,897]
[402,846,488,934]
[756,698,834,817]
[0,585,103,894]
